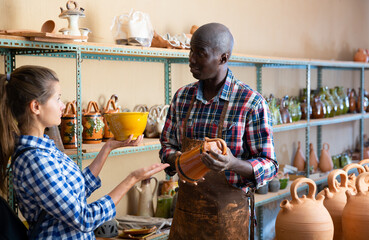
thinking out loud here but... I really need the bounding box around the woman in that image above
[0,65,168,239]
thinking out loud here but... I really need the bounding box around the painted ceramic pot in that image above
[60,101,77,149]
[82,101,104,144]
[103,98,119,141]
[175,137,227,184]
[275,177,334,240]
[317,169,349,240]
[342,172,369,240]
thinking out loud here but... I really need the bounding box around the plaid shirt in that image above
[12,135,116,240]
[159,69,278,191]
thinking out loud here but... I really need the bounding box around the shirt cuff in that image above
[248,159,266,189]
[83,167,102,192]
[99,195,116,221]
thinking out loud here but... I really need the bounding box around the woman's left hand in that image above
[106,134,144,151]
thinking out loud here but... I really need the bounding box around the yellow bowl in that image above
[104,112,148,141]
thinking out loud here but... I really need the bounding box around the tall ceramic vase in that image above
[319,143,334,172]
[309,143,318,172]
[342,172,369,240]
[293,141,305,171]
[275,177,334,240]
[317,169,349,240]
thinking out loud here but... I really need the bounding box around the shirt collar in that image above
[16,134,55,150]
[196,69,234,103]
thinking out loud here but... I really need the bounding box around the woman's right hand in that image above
[130,163,170,182]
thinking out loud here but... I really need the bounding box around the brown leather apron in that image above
[169,94,255,240]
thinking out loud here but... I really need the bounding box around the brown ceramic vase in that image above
[309,143,319,172]
[293,141,305,171]
[275,177,334,240]
[60,102,77,149]
[342,172,369,240]
[319,143,333,172]
[82,101,104,144]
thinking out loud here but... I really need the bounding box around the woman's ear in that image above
[29,100,41,115]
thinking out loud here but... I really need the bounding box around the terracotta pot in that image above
[103,98,119,141]
[275,177,334,240]
[317,169,349,240]
[354,48,368,63]
[342,163,366,195]
[309,143,319,172]
[319,143,333,172]
[347,88,357,113]
[342,172,369,240]
[293,141,305,171]
[175,137,227,184]
[82,101,104,144]
[60,102,77,149]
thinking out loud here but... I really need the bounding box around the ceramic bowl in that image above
[104,112,148,141]
[279,178,289,189]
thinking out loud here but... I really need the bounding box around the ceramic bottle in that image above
[342,172,369,240]
[135,177,158,217]
[275,177,334,240]
[319,143,333,172]
[293,141,305,171]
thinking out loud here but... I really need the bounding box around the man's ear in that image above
[29,99,41,115]
[220,53,230,65]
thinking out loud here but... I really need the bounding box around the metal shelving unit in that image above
[2,36,369,239]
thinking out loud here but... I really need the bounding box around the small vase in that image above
[293,141,305,171]
[319,143,334,172]
[309,143,318,172]
[354,48,369,63]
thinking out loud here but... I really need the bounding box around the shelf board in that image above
[273,121,308,132]
[65,138,161,161]
[1,35,369,68]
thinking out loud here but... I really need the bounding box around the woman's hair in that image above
[0,65,59,193]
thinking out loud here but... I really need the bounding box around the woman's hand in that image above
[130,163,170,182]
[105,134,144,151]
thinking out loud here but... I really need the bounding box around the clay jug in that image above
[155,105,170,135]
[176,137,227,184]
[342,163,366,194]
[145,106,160,138]
[135,177,158,217]
[309,143,318,172]
[45,126,65,152]
[293,141,305,171]
[356,94,369,113]
[336,86,349,114]
[102,98,119,141]
[319,143,333,172]
[312,95,325,119]
[317,169,349,240]
[279,96,292,124]
[347,88,357,113]
[354,48,369,62]
[342,172,369,240]
[160,177,178,196]
[82,101,104,144]
[275,177,334,240]
[60,102,77,149]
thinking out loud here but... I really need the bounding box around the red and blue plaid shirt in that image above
[159,69,278,192]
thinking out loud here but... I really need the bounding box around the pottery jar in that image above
[82,101,104,144]
[354,48,369,63]
[275,177,334,240]
[319,143,334,172]
[342,163,366,195]
[317,169,349,240]
[268,177,280,192]
[347,88,357,113]
[60,101,77,149]
[319,87,336,117]
[309,143,319,173]
[293,141,305,171]
[145,106,160,138]
[329,88,344,116]
[336,86,349,114]
[342,172,369,240]
[102,98,119,141]
[175,137,227,184]
[160,177,178,196]
[267,95,283,125]
[312,95,326,119]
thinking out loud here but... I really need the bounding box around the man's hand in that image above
[201,148,236,172]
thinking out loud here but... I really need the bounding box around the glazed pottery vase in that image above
[317,169,349,240]
[347,88,357,113]
[356,94,369,113]
[309,143,319,173]
[275,178,334,240]
[330,88,344,116]
[319,87,336,117]
[293,141,305,171]
[160,177,178,196]
[145,106,160,138]
[82,101,104,144]
[354,48,369,63]
[267,95,283,125]
[135,177,158,217]
[60,101,77,149]
[319,143,334,172]
[279,96,292,124]
[342,163,366,195]
[342,172,369,240]
[268,177,280,192]
[155,105,170,135]
[312,95,325,119]
[175,137,227,184]
[336,86,349,114]
[102,98,119,141]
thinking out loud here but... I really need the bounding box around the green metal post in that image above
[76,49,83,169]
[306,65,311,178]
[165,60,172,104]
[256,64,263,94]
[360,67,365,160]
[317,67,322,159]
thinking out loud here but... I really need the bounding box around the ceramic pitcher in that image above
[342,163,366,195]
[275,177,334,240]
[176,137,227,184]
[319,143,333,172]
[60,101,77,149]
[82,101,104,144]
[145,106,160,138]
[342,172,369,240]
[317,169,349,240]
[102,98,119,141]
[293,141,305,171]
[155,105,170,135]
[135,177,158,217]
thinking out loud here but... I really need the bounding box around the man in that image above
[159,23,278,240]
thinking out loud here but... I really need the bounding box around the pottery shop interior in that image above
[1,0,369,240]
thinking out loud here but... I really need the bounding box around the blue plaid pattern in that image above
[159,69,278,191]
[12,135,116,239]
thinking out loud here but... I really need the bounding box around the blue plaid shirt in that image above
[160,69,278,191]
[12,135,116,240]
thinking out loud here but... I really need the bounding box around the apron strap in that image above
[246,188,256,240]
[182,93,196,140]
[217,100,229,138]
